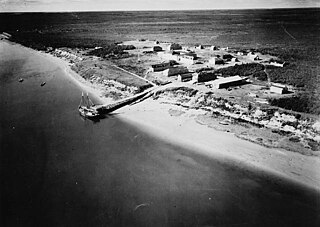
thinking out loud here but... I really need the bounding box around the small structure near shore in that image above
[210,46,218,51]
[0,32,11,40]
[248,52,260,61]
[209,57,224,65]
[177,53,196,65]
[150,62,171,72]
[210,75,246,89]
[163,66,189,77]
[270,84,288,94]
[195,45,204,50]
[177,73,193,82]
[269,60,286,67]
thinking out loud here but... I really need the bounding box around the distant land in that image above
[1,8,319,114]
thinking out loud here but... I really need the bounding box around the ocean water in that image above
[1,41,320,227]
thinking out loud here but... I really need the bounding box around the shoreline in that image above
[116,99,320,192]
[3,40,319,192]
[3,40,107,105]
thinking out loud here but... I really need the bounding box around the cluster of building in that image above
[157,43,197,65]
[149,58,249,89]
[146,41,253,89]
[143,41,293,96]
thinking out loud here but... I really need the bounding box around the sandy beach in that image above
[116,99,320,191]
[5,40,319,192]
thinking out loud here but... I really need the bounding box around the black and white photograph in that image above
[0,0,320,226]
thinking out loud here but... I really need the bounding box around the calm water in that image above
[1,42,320,226]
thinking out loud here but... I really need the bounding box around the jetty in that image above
[92,65,158,114]
[93,87,155,114]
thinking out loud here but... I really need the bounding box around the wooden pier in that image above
[93,87,155,114]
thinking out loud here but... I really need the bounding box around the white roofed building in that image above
[209,76,246,89]
[270,84,288,94]
[163,66,189,77]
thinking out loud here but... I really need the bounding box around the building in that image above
[195,71,217,83]
[210,75,246,89]
[210,46,218,51]
[269,60,286,67]
[231,57,238,63]
[177,73,193,82]
[150,62,171,72]
[195,45,204,50]
[2,32,11,38]
[163,66,189,77]
[182,46,190,51]
[209,57,224,65]
[177,53,196,65]
[270,84,288,94]
[0,34,8,40]
[167,43,182,51]
[152,46,162,52]
[255,98,269,104]
[248,52,259,61]
[0,32,11,40]
[222,54,234,61]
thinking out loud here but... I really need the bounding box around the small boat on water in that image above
[19,78,24,82]
[78,92,100,119]
[40,82,46,86]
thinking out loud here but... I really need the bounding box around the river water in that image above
[0,41,319,227]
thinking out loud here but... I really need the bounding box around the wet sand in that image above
[117,100,320,191]
[1,41,320,226]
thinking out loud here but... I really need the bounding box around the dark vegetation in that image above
[260,47,320,87]
[269,96,318,114]
[87,45,135,58]
[117,64,145,76]
[195,67,215,73]
[197,71,216,83]
[8,30,114,50]
[259,46,320,114]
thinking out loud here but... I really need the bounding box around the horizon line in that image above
[1,6,319,13]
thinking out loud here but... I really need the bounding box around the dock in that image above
[93,87,155,114]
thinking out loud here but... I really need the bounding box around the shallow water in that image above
[1,41,319,227]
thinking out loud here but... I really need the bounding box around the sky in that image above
[0,0,319,12]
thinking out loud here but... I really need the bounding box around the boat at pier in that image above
[78,92,100,119]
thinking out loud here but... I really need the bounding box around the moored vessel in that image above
[78,92,100,119]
